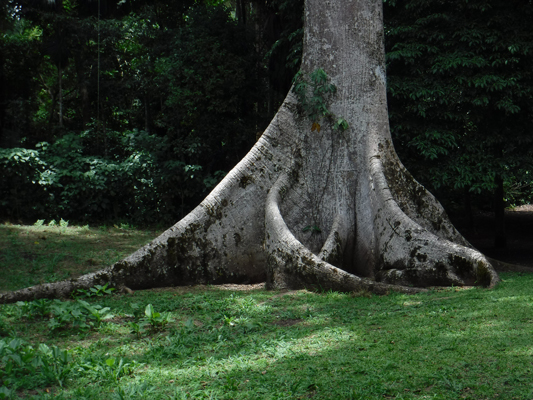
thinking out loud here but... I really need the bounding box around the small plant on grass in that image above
[73,283,115,299]
[78,355,139,384]
[128,304,172,335]
[0,318,13,338]
[112,383,157,400]
[129,303,143,321]
[0,386,11,399]
[128,303,145,337]
[0,338,38,387]
[38,344,74,387]
[128,321,143,338]
[48,300,91,332]
[15,298,115,333]
[143,304,172,332]
[99,357,135,383]
[0,338,74,390]
[77,300,114,328]
[17,299,52,319]
[223,315,238,327]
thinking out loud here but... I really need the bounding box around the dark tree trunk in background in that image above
[144,91,151,133]
[58,65,64,127]
[236,0,246,26]
[494,175,507,248]
[0,46,5,144]
[75,55,91,129]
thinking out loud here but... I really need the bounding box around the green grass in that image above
[1,275,533,399]
[1,223,533,399]
[0,221,163,292]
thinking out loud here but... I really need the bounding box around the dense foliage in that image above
[0,0,300,223]
[2,0,533,228]
[384,0,533,214]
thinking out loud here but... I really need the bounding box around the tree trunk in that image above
[0,45,5,144]
[58,65,63,128]
[144,91,151,134]
[235,0,246,26]
[494,175,506,248]
[75,54,91,129]
[0,0,499,303]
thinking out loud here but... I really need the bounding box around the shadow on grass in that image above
[77,275,533,399]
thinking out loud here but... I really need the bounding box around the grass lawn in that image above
[1,223,532,399]
[0,221,163,292]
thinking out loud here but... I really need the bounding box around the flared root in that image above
[0,0,502,303]
[370,156,500,288]
[0,268,118,303]
[264,172,425,294]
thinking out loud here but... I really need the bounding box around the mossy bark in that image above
[0,0,499,304]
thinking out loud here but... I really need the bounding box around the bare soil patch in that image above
[132,282,266,295]
[273,318,302,327]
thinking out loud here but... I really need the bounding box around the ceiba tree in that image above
[0,0,500,303]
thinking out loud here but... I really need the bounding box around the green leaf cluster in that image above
[0,128,229,223]
[128,303,173,336]
[73,283,115,299]
[293,68,349,133]
[0,338,73,389]
[1,2,271,224]
[16,291,115,333]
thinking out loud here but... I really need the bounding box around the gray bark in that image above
[0,0,499,304]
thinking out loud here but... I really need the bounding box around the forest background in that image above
[1,0,532,248]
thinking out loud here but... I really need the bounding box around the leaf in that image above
[145,304,154,319]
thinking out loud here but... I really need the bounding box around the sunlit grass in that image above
[0,222,163,292]
[1,275,533,399]
[1,224,533,399]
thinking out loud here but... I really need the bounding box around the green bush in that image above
[0,148,50,220]
[0,4,266,225]
[0,129,226,224]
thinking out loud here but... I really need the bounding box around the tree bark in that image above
[74,54,91,129]
[0,0,499,304]
[58,65,64,128]
[235,0,247,26]
[144,91,151,134]
[494,175,507,248]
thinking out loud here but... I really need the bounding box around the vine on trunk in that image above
[292,69,349,132]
